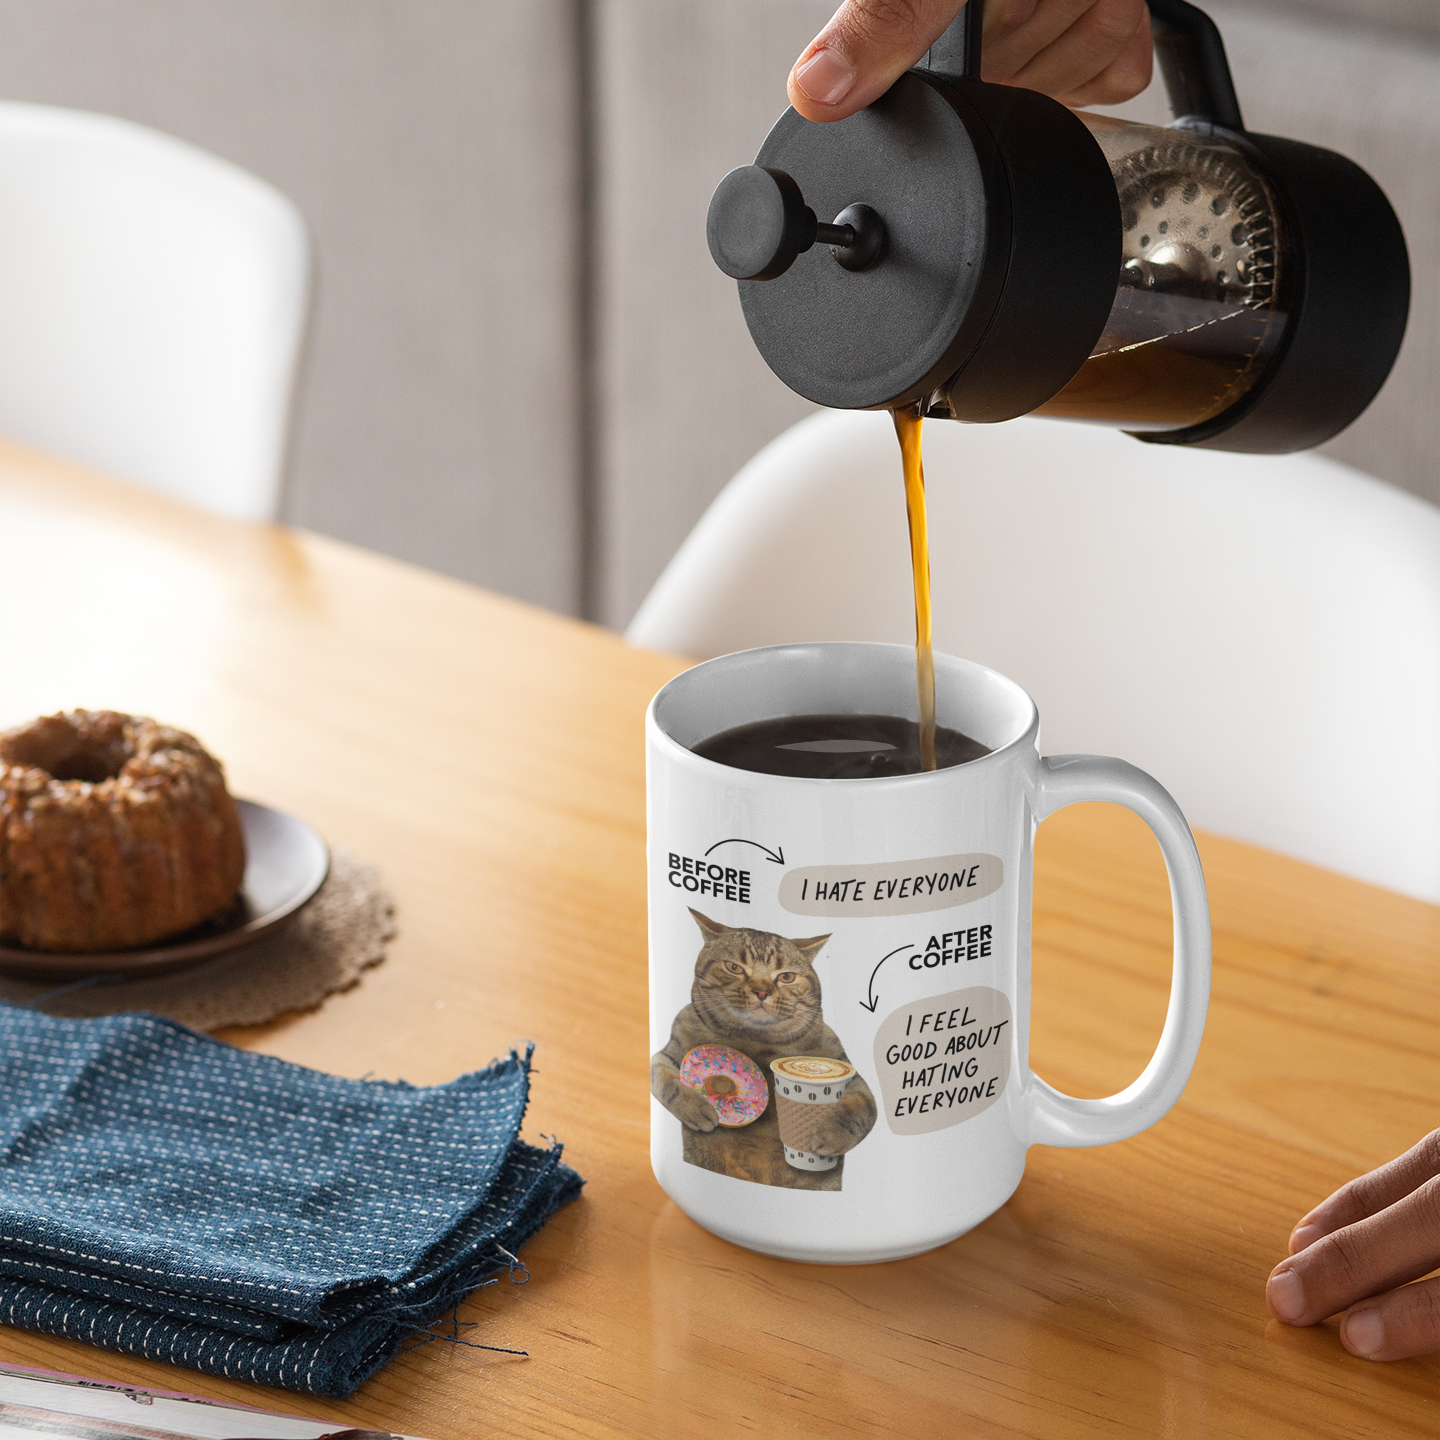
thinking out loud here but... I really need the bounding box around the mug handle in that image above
[1026,755,1212,1148]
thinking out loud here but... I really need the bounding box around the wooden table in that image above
[1,440,1437,1439]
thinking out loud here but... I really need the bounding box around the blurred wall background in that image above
[0,0,585,614]
[0,0,1434,628]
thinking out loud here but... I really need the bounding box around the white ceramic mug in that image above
[647,642,1210,1264]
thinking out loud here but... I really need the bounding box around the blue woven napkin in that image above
[0,1006,582,1397]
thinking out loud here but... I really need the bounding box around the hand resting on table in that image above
[1267,1129,1440,1361]
[788,0,1154,123]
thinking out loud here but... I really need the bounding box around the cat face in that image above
[688,908,831,1043]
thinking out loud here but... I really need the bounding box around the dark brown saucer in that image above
[0,800,329,981]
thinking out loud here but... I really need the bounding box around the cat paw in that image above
[668,1087,720,1132]
[808,1097,876,1155]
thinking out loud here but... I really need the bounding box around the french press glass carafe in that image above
[705,0,1409,452]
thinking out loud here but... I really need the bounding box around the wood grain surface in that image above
[1,440,1437,1438]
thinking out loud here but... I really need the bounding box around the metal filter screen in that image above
[1037,115,1287,432]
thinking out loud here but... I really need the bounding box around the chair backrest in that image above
[0,102,310,522]
[628,410,1440,904]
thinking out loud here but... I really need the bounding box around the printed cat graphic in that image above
[651,909,877,1191]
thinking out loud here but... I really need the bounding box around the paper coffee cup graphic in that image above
[771,1057,857,1171]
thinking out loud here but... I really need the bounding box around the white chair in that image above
[0,102,310,522]
[627,409,1440,903]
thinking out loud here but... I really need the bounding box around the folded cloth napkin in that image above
[0,1006,582,1397]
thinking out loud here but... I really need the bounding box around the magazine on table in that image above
[0,1365,430,1440]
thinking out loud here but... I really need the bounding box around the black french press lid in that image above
[706,1,1120,422]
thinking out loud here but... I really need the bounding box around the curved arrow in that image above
[860,942,913,1013]
[704,838,785,865]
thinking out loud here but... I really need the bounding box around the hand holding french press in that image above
[789,0,1156,119]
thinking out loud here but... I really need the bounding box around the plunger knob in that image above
[706,165,887,281]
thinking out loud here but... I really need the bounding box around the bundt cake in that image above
[0,710,246,952]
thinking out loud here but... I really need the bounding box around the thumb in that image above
[788,0,968,122]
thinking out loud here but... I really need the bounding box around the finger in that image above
[1267,1173,1440,1327]
[996,0,1150,102]
[1050,10,1152,108]
[789,0,965,123]
[982,0,1098,81]
[1341,1276,1440,1362]
[1290,1130,1440,1255]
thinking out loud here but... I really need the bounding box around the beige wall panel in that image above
[0,0,584,614]
[1267,0,1440,41]
[594,0,832,628]
[1208,3,1439,507]
[597,0,1438,629]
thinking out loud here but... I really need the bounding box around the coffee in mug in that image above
[692,713,988,778]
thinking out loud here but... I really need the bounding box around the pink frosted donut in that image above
[679,1045,769,1126]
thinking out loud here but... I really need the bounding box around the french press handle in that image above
[924,0,1243,130]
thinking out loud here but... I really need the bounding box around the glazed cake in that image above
[0,710,246,952]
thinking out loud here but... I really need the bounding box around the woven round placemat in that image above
[0,847,396,1032]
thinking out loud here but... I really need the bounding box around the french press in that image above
[705,0,1409,451]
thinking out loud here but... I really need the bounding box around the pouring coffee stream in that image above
[707,0,1409,724]
[893,404,936,772]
